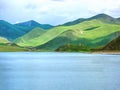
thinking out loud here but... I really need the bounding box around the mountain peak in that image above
[17,20,40,27]
[15,20,54,30]
[28,20,40,24]
[62,13,117,26]
[90,13,113,19]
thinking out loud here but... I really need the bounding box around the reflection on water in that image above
[0,52,120,90]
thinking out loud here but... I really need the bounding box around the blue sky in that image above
[0,0,120,25]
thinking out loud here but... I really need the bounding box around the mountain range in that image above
[15,20,54,30]
[0,13,120,52]
[63,13,120,26]
[0,20,54,41]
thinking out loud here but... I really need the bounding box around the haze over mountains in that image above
[0,13,120,51]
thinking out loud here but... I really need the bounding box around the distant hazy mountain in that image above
[0,20,26,41]
[63,14,120,26]
[15,20,54,30]
[14,25,33,33]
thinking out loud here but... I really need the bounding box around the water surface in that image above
[0,52,120,90]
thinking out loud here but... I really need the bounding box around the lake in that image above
[0,52,120,90]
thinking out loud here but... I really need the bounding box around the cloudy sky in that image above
[0,0,120,25]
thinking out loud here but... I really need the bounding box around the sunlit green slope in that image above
[15,19,120,51]
[0,37,10,43]
[0,44,26,52]
[14,27,46,43]
[0,37,26,52]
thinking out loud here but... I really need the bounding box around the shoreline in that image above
[90,50,120,54]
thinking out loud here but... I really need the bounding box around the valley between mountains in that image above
[0,14,120,52]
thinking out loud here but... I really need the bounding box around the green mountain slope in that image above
[14,27,46,43]
[0,37,10,43]
[63,18,86,26]
[0,44,27,52]
[0,37,26,52]
[37,21,120,51]
[15,26,70,47]
[56,32,120,51]
[63,14,120,26]
[15,19,120,51]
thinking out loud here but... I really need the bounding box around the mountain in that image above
[14,27,46,44]
[117,18,120,21]
[15,19,120,51]
[15,20,54,30]
[0,20,26,41]
[0,36,26,51]
[63,18,86,26]
[103,36,120,50]
[14,25,33,33]
[88,14,120,24]
[63,14,120,26]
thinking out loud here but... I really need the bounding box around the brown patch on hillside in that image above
[103,36,120,50]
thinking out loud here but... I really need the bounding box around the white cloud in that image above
[0,0,120,25]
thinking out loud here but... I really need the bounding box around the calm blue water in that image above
[0,52,120,90]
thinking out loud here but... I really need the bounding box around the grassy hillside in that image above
[0,37,10,43]
[0,44,27,52]
[14,27,46,43]
[56,32,120,51]
[15,19,120,51]
[63,18,86,26]
[15,26,71,47]
[0,37,26,52]
[37,21,120,51]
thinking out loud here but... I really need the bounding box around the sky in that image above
[0,0,120,25]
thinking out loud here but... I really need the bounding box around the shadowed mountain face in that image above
[0,20,26,41]
[103,36,120,50]
[63,14,120,26]
[0,20,53,41]
[15,20,54,30]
